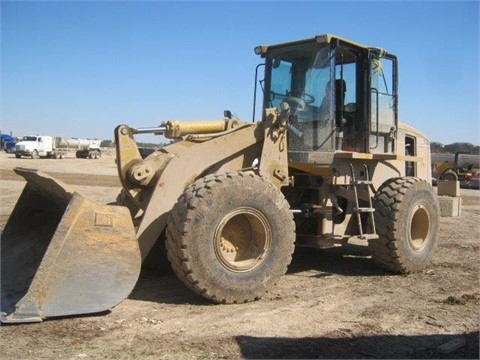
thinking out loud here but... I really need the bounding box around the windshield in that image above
[269,45,331,113]
[265,41,335,151]
[22,136,38,141]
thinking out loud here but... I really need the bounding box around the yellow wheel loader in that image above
[1,34,440,323]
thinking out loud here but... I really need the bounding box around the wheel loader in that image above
[1,34,440,323]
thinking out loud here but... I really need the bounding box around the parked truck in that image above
[432,152,479,188]
[14,135,102,159]
[0,133,16,153]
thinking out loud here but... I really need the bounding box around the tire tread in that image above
[166,171,295,303]
[368,177,439,273]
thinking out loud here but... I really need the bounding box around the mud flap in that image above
[1,168,141,323]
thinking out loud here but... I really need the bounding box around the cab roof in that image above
[255,34,389,57]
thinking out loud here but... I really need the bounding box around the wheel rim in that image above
[409,204,430,251]
[214,207,272,272]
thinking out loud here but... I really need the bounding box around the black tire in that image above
[31,150,39,159]
[166,171,296,303]
[440,170,458,181]
[15,153,21,158]
[368,177,440,273]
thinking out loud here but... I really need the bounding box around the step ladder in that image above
[349,163,379,240]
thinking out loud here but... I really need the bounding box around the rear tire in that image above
[166,171,296,303]
[440,170,458,181]
[368,177,440,273]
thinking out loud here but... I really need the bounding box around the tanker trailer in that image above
[55,137,102,159]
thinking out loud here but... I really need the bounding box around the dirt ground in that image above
[0,151,478,359]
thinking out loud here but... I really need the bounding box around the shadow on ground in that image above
[235,332,479,359]
[287,243,390,277]
[129,241,387,304]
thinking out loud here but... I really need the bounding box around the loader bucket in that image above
[1,168,141,323]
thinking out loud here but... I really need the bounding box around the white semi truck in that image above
[14,135,102,159]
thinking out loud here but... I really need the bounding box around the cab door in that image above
[368,51,398,154]
[37,137,45,154]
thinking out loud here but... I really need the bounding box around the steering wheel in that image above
[301,93,315,105]
[283,96,306,111]
[283,93,315,110]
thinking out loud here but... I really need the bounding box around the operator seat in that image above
[317,79,346,124]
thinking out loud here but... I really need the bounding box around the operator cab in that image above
[255,34,398,164]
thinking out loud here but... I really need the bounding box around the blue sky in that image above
[1,1,479,145]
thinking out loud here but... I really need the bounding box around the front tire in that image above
[368,177,440,273]
[166,171,296,303]
[31,150,39,159]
